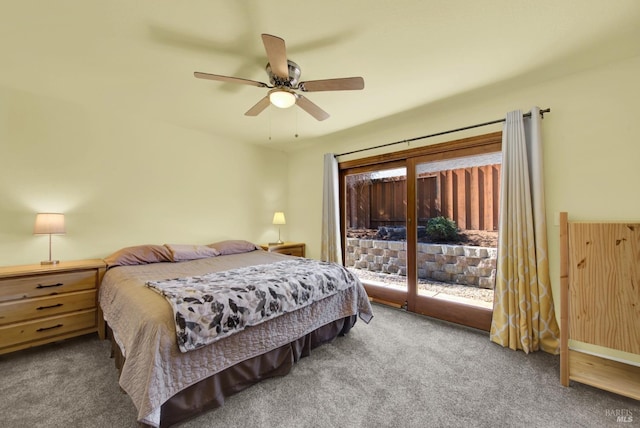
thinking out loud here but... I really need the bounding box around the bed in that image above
[98,241,373,427]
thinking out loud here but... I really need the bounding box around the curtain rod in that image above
[334,108,551,158]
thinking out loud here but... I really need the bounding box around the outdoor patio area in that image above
[352,268,494,309]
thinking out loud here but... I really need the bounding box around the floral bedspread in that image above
[146,258,366,352]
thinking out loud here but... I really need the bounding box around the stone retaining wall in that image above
[345,238,497,289]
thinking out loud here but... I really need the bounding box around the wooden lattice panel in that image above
[568,222,640,355]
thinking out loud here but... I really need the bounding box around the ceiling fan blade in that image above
[296,95,330,121]
[194,72,268,88]
[245,96,271,116]
[298,77,365,92]
[261,34,289,80]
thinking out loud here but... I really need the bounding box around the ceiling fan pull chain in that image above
[268,107,272,141]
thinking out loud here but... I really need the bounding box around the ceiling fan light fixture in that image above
[269,89,296,108]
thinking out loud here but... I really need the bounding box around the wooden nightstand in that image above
[0,259,106,355]
[260,242,306,257]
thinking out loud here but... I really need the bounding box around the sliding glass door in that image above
[407,153,499,330]
[340,133,502,330]
[343,162,408,307]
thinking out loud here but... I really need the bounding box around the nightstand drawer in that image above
[0,290,96,325]
[261,242,306,257]
[0,309,97,349]
[271,246,304,257]
[0,270,97,302]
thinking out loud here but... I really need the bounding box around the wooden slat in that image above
[444,170,454,222]
[569,350,640,400]
[482,166,492,230]
[455,169,467,229]
[478,167,486,230]
[469,167,480,230]
[559,212,570,386]
[568,222,640,354]
[417,176,437,220]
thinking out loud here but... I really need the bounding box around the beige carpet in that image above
[0,303,636,427]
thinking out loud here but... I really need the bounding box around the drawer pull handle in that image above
[36,324,63,332]
[36,282,64,289]
[36,303,63,310]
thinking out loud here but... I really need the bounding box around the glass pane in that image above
[345,167,407,291]
[415,153,499,308]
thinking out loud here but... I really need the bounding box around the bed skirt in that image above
[108,315,357,428]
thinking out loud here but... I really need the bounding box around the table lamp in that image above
[271,212,286,245]
[34,213,66,265]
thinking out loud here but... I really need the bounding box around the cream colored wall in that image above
[0,88,288,266]
[287,55,640,363]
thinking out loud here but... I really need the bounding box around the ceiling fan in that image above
[194,34,364,121]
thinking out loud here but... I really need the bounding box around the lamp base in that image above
[268,240,284,246]
[41,260,60,265]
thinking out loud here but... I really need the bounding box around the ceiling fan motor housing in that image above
[266,60,301,87]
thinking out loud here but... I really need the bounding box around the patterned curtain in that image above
[321,153,342,263]
[490,107,560,354]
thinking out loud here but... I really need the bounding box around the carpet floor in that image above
[0,303,636,427]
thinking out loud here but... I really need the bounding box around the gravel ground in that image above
[352,269,495,304]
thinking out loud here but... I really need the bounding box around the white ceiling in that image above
[2,1,640,151]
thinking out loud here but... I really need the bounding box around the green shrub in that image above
[425,217,459,242]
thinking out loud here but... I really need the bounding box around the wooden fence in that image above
[347,164,501,231]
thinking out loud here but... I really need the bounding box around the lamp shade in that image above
[272,212,286,225]
[269,90,296,109]
[34,213,66,235]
